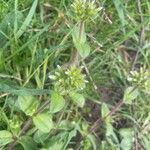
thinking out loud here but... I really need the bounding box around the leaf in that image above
[0,80,50,95]
[75,42,91,58]
[18,136,37,150]
[119,128,133,150]
[18,95,39,116]
[101,103,112,124]
[0,51,5,71]
[33,130,49,144]
[63,129,77,150]
[58,120,75,130]
[0,11,23,32]
[50,91,65,113]
[106,123,119,148]
[0,130,13,147]
[69,92,85,107]
[44,129,77,150]
[16,0,38,38]
[142,135,150,150]
[72,25,86,43]
[87,134,97,150]
[33,113,53,133]
[101,103,119,146]
[0,10,23,47]
[72,25,90,58]
[119,128,133,138]
[113,0,126,33]
[44,132,67,149]
[123,87,139,104]
[47,142,64,150]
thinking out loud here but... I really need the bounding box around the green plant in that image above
[0,0,150,149]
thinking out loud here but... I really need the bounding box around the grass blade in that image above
[16,0,38,38]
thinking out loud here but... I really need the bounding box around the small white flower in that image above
[81,66,84,69]
[144,82,148,86]
[49,75,56,80]
[127,76,133,81]
[55,71,60,76]
[130,71,136,76]
[84,80,89,83]
[58,79,62,82]
[143,76,148,80]
[57,65,61,70]
[65,71,69,75]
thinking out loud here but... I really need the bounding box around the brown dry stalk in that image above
[89,100,124,133]
[8,100,50,150]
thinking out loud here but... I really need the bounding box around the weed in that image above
[0,0,150,149]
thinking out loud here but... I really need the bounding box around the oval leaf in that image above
[50,91,65,113]
[18,95,39,116]
[33,130,49,144]
[123,87,139,104]
[72,25,90,58]
[101,103,112,124]
[0,130,13,147]
[18,136,37,150]
[119,128,134,150]
[33,113,53,133]
[75,42,91,58]
[69,92,85,107]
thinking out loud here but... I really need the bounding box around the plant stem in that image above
[8,100,50,149]
[89,100,124,133]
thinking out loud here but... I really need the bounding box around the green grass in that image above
[0,0,150,149]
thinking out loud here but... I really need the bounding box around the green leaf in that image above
[33,113,53,133]
[16,0,38,38]
[113,0,126,33]
[119,128,133,138]
[0,130,13,147]
[119,128,133,150]
[0,80,50,95]
[87,134,97,150]
[18,136,37,150]
[50,91,65,113]
[142,135,150,150]
[33,130,49,144]
[47,142,64,150]
[0,10,23,47]
[101,103,119,146]
[75,42,91,58]
[101,103,112,124]
[0,51,5,71]
[72,25,86,43]
[69,92,85,107]
[58,120,75,130]
[63,129,77,150]
[44,132,66,149]
[105,123,119,148]
[72,25,90,58]
[123,87,139,104]
[18,95,39,116]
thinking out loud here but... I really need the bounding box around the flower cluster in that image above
[49,65,88,94]
[71,0,101,22]
[127,67,150,93]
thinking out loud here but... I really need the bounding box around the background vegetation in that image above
[0,0,150,149]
